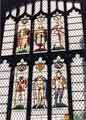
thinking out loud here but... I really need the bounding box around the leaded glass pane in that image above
[11,9,17,17]
[19,6,25,16]
[1,18,15,56]
[68,10,84,50]
[67,2,73,11]
[6,11,9,17]
[71,54,86,120]
[27,3,32,15]
[42,0,48,13]
[58,1,64,11]
[74,3,81,9]
[0,60,11,120]
[50,1,56,12]
[34,1,40,14]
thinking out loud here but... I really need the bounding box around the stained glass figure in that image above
[34,15,47,52]
[52,56,69,120]
[53,70,66,106]
[16,16,31,54]
[14,76,27,109]
[33,75,46,108]
[32,58,47,109]
[12,59,28,109]
[52,56,68,107]
[51,15,65,50]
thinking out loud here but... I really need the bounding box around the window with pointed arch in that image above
[1,18,15,56]
[67,3,84,50]
[1,0,86,120]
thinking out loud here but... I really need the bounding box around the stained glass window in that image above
[1,0,86,120]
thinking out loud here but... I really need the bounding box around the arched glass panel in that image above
[58,1,64,11]
[74,3,81,9]
[31,57,48,120]
[50,1,56,12]
[19,6,25,16]
[27,3,32,15]
[68,10,84,50]
[0,60,11,120]
[6,11,10,17]
[11,59,28,120]
[11,9,17,17]
[42,0,48,13]
[67,2,73,11]
[34,1,40,14]
[1,1,86,120]
[1,17,15,56]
